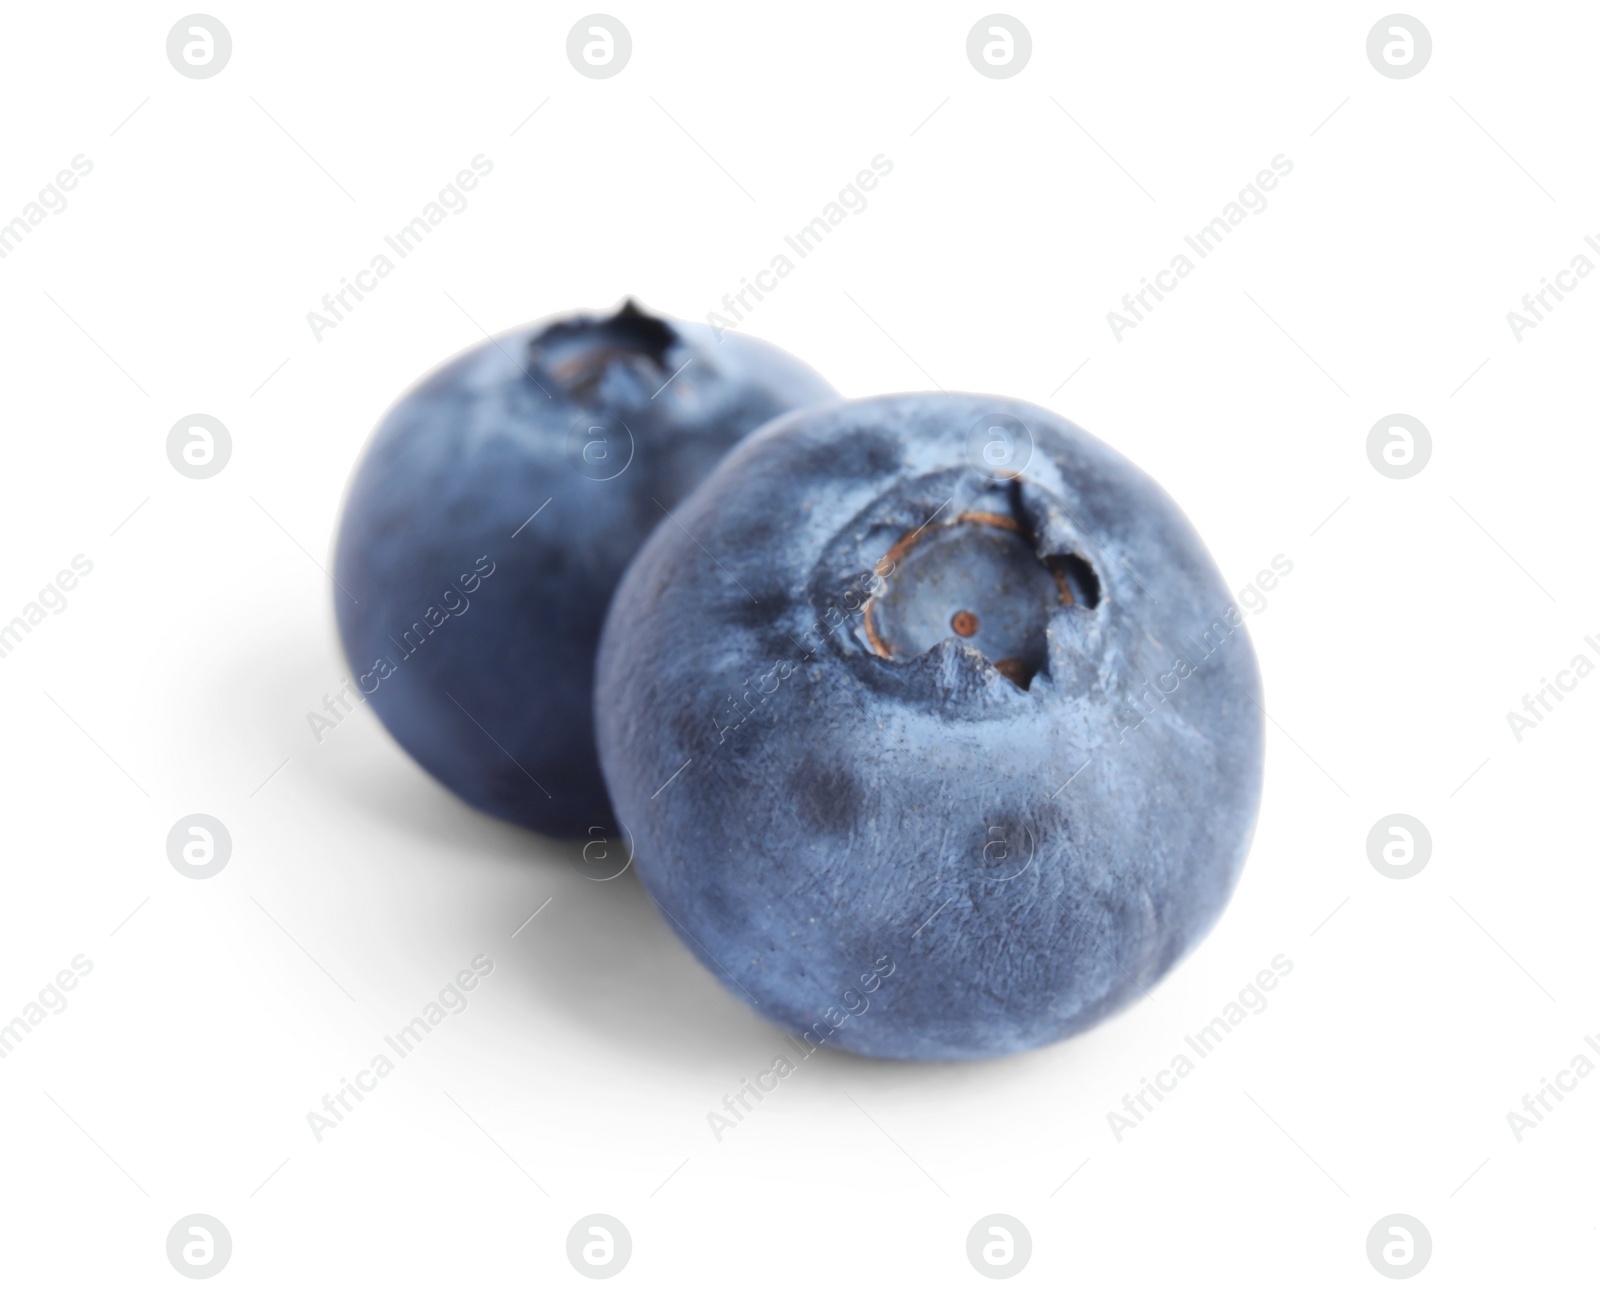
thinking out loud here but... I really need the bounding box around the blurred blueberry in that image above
[334,301,836,837]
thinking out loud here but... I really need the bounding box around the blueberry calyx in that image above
[850,478,1102,694]
[527,299,683,407]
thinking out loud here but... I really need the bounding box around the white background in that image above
[1,1,1595,1287]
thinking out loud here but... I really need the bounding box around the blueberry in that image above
[334,302,836,838]
[595,394,1263,1059]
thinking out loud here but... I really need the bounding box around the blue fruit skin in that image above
[596,394,1264,1060]
[333,304,836,838]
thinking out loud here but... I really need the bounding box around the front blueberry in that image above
[596,394,1264,1060]
[333,302,836,838]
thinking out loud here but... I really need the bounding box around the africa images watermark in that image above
[1504,632,1600,743]
[1105,954,1294,1142]
[704,956,896,1142]
[0,554,95,662]
[0,154,93,263]
[306,154,494,340]
[1113,553,1292,742]
[1107,154,1294,340]
[1504,1031,1600,1142]
[707,154,895,338]
[305,953,495,1141]
[1505,233,1600,341]
[0,955,95,1062]
[315,555,496,740]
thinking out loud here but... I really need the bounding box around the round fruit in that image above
[596,393,1263,1059]
[334,301,836,837]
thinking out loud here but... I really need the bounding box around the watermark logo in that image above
[571,825,634,882]
[566,419,635,481]
[566,1214,631,1278]
[1365,814,1431,880]
[567,16,631,79]
[966,1214,1031,1279]
[1366,1213,1431,1278]
[167,16,231,79]
[1365,414,1430,479]
[979,822,1035,882]
[1366,16,1430,79]
[167,815,232,880]
[167,415,232,479]
[967,16,1031,79]
[166,1214,232,1279]
[965,412,1033,479]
